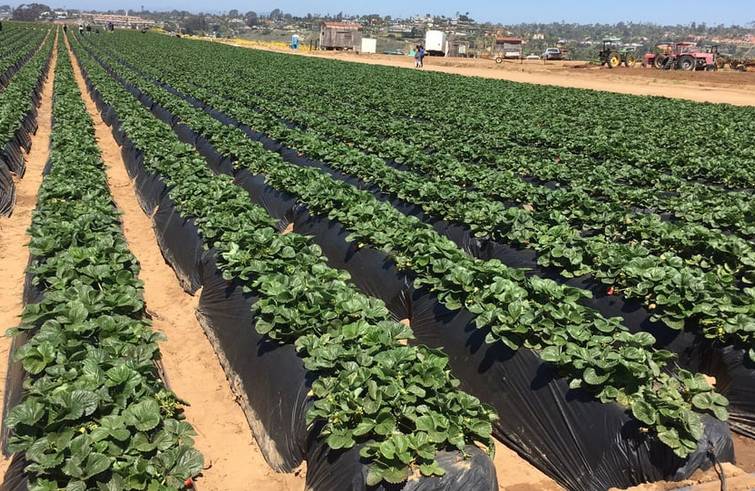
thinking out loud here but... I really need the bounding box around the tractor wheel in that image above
[495,57,503,64]
[705,64,717,71]
[607,51,621,68]
[653,55,667,69]
[624,54,638,67]
[678,55,696,71]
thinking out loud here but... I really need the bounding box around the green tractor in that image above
[599,38,638,68]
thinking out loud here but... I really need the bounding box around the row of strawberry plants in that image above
[77,33,733,459]
[94,34,755,241]
[86,35,755,360]
[157,39,755,190]
[0,28,52,153]
[223,79,754,240]
[0,24,37,59]
[134,45,730,205]
[0,27,52,216]
[310,55,755,190]
[190,69,755,263]
[0,25,46,87]
[69,33,498,485]
[4,38,203,490]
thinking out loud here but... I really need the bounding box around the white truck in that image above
[425,30,448,56]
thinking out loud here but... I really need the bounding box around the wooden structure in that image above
[447,38,471,57]
[319,21,362,51]
[495,36,523,59]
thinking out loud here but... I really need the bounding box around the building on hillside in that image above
[83,13,156,29]
[319,21,362,50]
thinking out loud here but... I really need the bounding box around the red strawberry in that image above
[607,287,616,296]
[184,479,194,488]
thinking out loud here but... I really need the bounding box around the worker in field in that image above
[415,45,426,68]
[78,23,84,35]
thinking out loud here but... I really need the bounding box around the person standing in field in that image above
[418,45,426,68]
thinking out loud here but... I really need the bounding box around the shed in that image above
[495,36,523,59]
[360,38,377,54]
[447,38,470,58]
[319,21,362,51]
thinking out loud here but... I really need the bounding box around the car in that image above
[542,48,563,60]
[525,54,541,60]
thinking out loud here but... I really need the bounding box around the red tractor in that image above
[644,42,719,71]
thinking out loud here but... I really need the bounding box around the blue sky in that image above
[9,0,755,25]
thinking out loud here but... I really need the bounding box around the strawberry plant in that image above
[71,33,734,459]
[5,38,203,490]
[70,33,499,485]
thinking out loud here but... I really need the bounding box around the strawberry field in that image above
[1,25,754,491]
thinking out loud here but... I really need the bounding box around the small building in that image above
[360,38,377,54]
[447,38,470,57]
[319,21,362,51]
[495,36,523,59]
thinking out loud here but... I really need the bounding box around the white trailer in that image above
[425,30,448,56]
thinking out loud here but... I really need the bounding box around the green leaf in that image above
[381,465,411,484]
[67,300,88,324]
[326,431,355,450]
[83,453,113,479]
[631,400,657,426]
[124,398,161,432]
[419,461,446,477]
[6,399,45,427]
[582,368,610,386]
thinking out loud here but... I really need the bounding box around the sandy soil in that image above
[214,39,755,106]
[734,433,755,473]
[618,462,755,491]
[0,32,56,480]
[493,441,562,490]
[63,35,305,491]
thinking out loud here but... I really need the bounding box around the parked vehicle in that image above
[425,30,447,56]
[643,42,675,68]
[542,47,563,60]
[598,38,638,68]
[643,42,719,71]
[525,54,541,60]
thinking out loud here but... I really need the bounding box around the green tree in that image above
[12,3,51,21]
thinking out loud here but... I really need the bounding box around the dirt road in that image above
[213,39,755,106]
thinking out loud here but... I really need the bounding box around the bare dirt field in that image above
[213,39,755,106]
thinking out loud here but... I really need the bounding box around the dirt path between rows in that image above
[214,40,755,107]
[0,32,57,481]
[64,34,305,491]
